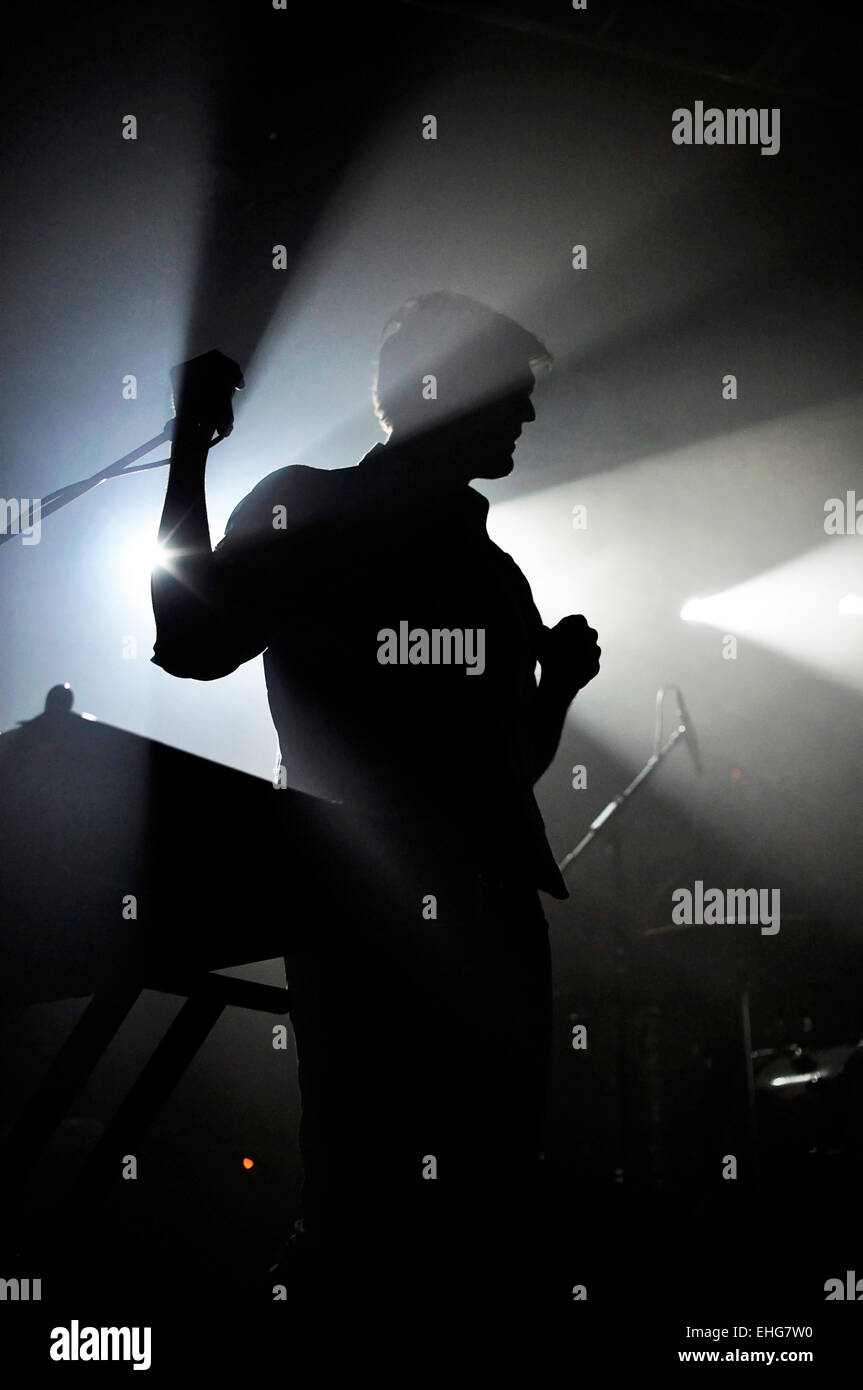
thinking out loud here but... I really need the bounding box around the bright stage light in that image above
[680,598,705,623]
[681,586,816,628]
[678,541,863,694]
[118,525,169,591]
[838,593,863,616]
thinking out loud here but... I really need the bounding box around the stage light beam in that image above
[679,540,863,694]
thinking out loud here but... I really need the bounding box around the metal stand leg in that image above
[0,979,141,1184]
[73,988,227,1203]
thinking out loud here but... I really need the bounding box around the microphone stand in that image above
[558,692,689,879]
[0,426,173,548]
[557,689,692,1187]
[2,351,244,548]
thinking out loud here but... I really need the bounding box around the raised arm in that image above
[151,350,267,680]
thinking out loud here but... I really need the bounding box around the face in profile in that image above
[389,368,537,483]
[458,374,537,479]
[376,295,549,483]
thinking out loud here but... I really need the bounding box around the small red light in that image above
[242,1157,254,1170]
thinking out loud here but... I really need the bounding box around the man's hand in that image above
[538,615,601,701]
[529,616,600,783]
[170,348,245,452]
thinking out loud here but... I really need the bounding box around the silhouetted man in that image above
[151,293,600,1309]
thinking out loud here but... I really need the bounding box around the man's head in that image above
[372,292,551,482]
